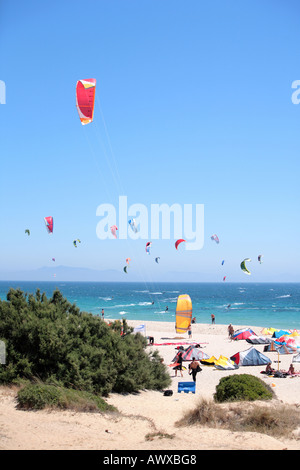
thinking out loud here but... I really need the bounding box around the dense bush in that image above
[0,288,171,396]
[17,383,116,412]
[214,374,274,403]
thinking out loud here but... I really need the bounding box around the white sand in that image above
[0,320,299,450]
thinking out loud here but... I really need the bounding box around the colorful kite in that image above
[210,234,219,244]
[128,218,138,233]
[240,258,251,275]
[110,225,118,239]
[44,217,53,234]
[175,239,186,250]
[76,78,96,125]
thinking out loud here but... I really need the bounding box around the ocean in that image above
[0,281,299,330]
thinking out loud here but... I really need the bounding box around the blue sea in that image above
[0,281,299,330]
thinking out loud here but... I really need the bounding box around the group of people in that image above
[174,352,202,382]
[265,362,296,375]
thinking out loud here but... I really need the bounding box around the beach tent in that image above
[214,355,239,370]
[175,294,192,334]
[173,346,209,362]
[230,347,271,366]
[246,335,272,345]
[232,328,257,341]
[292,353,300,363]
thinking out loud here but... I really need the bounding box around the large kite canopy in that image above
[231,347,271,366]
[240,258,251,275]
[232,328,256,341]
[44,217,53,234]
[175,294,192,334]
[76,78,96,125]
[173,345,209,362]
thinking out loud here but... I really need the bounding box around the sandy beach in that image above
[0,320,300,451]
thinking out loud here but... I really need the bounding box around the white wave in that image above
[114,303,136,308]
[98,296,112,301]
[276,294,291,298]
[138,302,153,306]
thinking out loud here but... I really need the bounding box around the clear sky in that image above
[0,0,300,282]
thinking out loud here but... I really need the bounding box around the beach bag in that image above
[163,390,173,396]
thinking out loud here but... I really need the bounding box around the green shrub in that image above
[17,383,117,412]
[214,374,274,403]
[0,288,171,395]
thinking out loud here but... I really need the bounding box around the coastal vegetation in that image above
[0,288,171,409]
[177,375,300,440]
[176,397,300,439]
[214,374,274,402]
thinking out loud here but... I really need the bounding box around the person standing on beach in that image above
[188,325,192,339]
[211,314,215,324]
[228,323,234,339]
[174,351,183,377]
[101,309,104,319]
[189,357,202,382]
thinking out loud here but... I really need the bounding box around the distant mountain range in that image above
[0,265,295,283]
[0,265,221,282]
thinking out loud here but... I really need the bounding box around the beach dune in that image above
[0,320,299,450]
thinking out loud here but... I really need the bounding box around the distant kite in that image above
[123,266,128,274]
[44,217,53,234]
[175,239,186,250]
[155,257,160,263]
[240,258,251,275]
[76,79,96,125]
[126,258,131,265]
[146,242,152,254]
[52,258,55,262]
[258,255,263,264]
[223,276,226,281]
[73,239,81,247]
[128,218,138,233]
[211,234,219,244]
[222,260,225,265]
[25,229,30,236]
[110,225,118,239]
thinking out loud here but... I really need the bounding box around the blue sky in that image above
[0,0,300,282]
